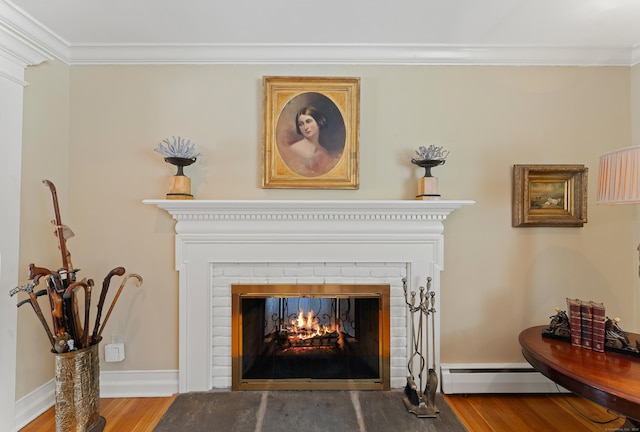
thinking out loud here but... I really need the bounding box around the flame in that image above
[287,309,332,341]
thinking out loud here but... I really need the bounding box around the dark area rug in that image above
[153,390,467,432]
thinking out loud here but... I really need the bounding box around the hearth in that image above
[232,284,390,390]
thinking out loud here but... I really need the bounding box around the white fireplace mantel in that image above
[144,199,474,234]
[144,199,474,392]
[144,199,473,217]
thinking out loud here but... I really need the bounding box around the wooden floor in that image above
[443,394,628,432]
[20,393,628,432]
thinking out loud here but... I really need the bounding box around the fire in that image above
[288,310,332,341]
[276,309,345,351]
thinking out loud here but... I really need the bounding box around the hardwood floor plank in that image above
[20,397,175,432]
[443,394,626,432]
[442,394,493,431]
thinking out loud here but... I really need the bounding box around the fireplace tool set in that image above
[402,277,439,418]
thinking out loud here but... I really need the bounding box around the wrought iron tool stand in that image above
[402,277,439,417]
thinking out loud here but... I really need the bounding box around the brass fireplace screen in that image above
[231,284,390,391]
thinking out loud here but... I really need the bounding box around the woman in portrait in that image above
[284,106,340,177]
[276,94,346,178]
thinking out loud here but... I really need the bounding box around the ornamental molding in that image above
[52,44,640,67]
[143,199,475,224]
[1,1,638,67]
[0,1,57,85]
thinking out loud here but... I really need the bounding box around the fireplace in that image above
[232,284,390,390]
[144,199,472,393]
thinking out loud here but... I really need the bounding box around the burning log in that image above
[274,308,346,352]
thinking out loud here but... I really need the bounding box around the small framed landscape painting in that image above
[512,164,588,227]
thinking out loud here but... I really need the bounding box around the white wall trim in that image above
[0,2,52,85]
[13,379,54,432]
[67,43,637,67]
[99,370,179,398]
[632,45,640,66]
[1,1,68,63]
[440,363,569,394]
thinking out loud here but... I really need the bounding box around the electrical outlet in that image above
[105,343,125,362]
[111,334,123,344]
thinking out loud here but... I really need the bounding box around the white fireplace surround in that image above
[144,199,473,393]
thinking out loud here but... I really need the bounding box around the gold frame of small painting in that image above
[512,164,588,227]
[262,76,360,189]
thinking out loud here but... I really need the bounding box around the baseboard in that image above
[440,363,570,394]
[99,370,179,398]
[14,369,179,430]
[14,379,55,431]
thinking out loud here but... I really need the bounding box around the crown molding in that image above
[1,1,68,61]
[1,0,637,67]
[632,45,640,66]
[67,43,635,66]
[0,2,51,86]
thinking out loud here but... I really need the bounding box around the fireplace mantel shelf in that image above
[143,199,475,222]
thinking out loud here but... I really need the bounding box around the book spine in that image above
[566,298,582,347]
[591,301,606,353]
[580,302,593,349]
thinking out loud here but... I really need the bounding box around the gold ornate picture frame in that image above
[262,76,360,189]
[512,164,588,227]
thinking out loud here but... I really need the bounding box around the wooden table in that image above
[519,325,640,423]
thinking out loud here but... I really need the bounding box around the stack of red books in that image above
[566,298,606,353]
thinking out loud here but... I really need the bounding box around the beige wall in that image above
[633,63,640,146]
[631,63,640,327]
[18,62,637,397]
[17,59,70,399]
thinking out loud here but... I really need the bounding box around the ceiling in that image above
[4,0,640,65]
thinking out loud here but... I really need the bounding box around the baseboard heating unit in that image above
[440,363,569,394]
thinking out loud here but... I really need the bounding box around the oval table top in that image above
[519,325,640,422]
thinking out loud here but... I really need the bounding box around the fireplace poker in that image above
[416,285,426,399]
[402,278,420,406]
[424,278,439,413]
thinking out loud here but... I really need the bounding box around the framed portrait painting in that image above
[512,164,588,227]
[262,76,360,189]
